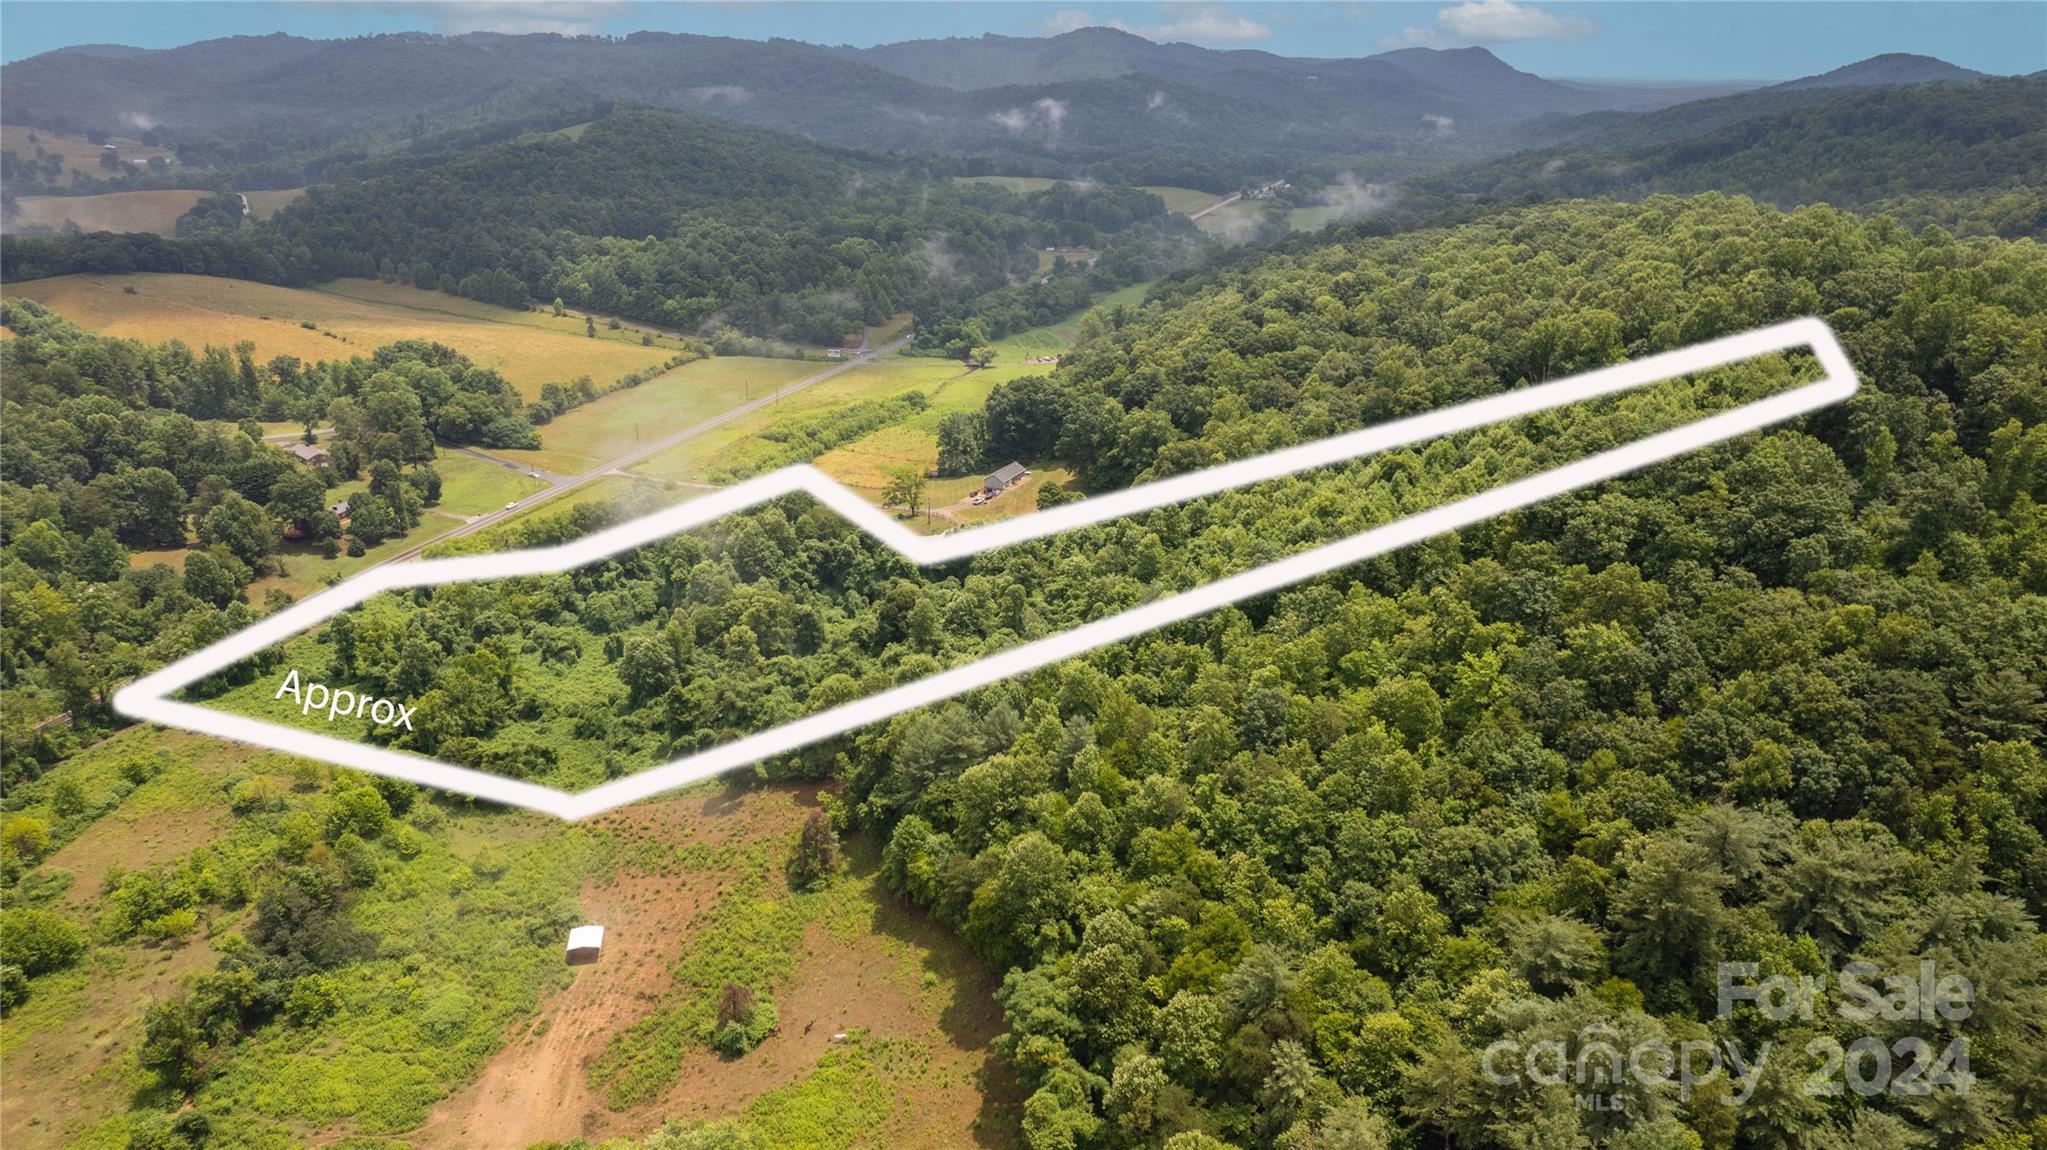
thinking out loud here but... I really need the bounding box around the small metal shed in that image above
[566,923,605,964]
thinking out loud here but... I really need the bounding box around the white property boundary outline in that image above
[116,317,1858,820]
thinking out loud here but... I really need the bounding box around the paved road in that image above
[374,335,909,566]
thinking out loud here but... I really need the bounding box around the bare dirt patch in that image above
[411,785,819,1150]
[408,784,1018,1150]
[648,896,1022,1150]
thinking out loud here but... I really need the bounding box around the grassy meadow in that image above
[6,190,205,236]
[4,274,680,399]
[628,355,975,483]
[987,279,1149,362]
[1138,184,1226,215]
[1288,204,1350,232]
[1191,198,1269,241]
[0,124,177,182]
[493,355,823,475]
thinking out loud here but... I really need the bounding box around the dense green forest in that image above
[1414,77,2047,240]
[1,107,1202,345]
[0,298,544,769]
[152,194,2047,1150]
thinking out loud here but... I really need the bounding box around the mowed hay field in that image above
[4,274,677,399]
[6,190,205,236]
[1139,185,1226,215]
[632,355,989,483]
[491,355,823,475]
[1192,198,1269,241]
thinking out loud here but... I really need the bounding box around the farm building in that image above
[566,923,605,964]
[984,462,1029,493]
[984,462,1029,494]
[284,442,328,465]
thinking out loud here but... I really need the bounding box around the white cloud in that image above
[689,85,751,105]
[1422,112,1455,135]
[1043,9,1099,34]
[991,98,1071,147]
[1384,0,1598,48]
[324,2,632,37]
[1146,3,1273,42]
[1042,4,1272,44]
[1147,90,1168,110]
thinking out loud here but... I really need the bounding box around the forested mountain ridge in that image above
[9,30,1993,198]
[842,26,1623,115]
[1,105,1204,344]
[0,27,1516,181]
[1775,51,1988,89]
[1416,75,2047,240]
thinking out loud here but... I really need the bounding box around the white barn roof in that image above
[566,924,605,951]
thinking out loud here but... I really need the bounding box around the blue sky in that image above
[2,1,2041,80]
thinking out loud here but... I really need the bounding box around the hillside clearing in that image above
[242,188,306,219]
[0,124,176,182]
[409,787,1016,1150]
[4,274,678,399]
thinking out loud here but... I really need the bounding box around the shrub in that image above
[787,809,839,891]
[710,982,776,1056]
[0,907,87,975]
[1,815,50,862]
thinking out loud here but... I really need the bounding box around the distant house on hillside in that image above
[329,500,351,520]
[984,461,1029,495]
[284,442,329,466]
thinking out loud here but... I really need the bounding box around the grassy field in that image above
[0,124,177,182]
[1192,198,1269,241]
[1289,204,1350,233]
[242,188,306,219]
[1139,185,1226,215]
[489,356,822,475]
[7,190,205,235]
[5,274,678,399]
[986,280,1150,362]
[867,311,915,345]
[629,355,978,483]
